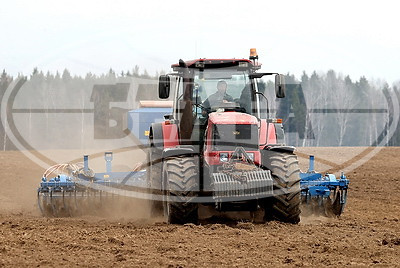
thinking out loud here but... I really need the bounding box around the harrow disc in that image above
[301,189,347,217]
[38,189,74,217]
[37,188,131,217]
[37,192,53,217]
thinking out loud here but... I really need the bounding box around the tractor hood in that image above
[208,112,258,125]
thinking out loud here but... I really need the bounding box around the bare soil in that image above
[0,148,399,267]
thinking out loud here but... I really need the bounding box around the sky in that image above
[1,0,400,84]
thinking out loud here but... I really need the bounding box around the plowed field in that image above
[0,148,399,267]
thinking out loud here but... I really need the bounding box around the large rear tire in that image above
[163,156,199,224]
[262,150,301,224]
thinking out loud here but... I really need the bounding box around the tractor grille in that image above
[212,170,273,199]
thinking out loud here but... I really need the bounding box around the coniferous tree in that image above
[62,69,72,81]
[0,66,398,150]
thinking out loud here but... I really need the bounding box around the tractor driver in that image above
[202,80,234,111]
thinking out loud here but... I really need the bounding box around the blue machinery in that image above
[38,153,350,217]
[37,153,148,217]
[300,156,349,216]
[37,107,350,217]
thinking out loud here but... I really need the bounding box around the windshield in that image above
[193,68,253,114]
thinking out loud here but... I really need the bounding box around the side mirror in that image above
[158,75,170,99]
[275,74,286,98]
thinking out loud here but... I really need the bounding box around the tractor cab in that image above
[158,50,286,151]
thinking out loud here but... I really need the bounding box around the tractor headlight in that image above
[246,152,254,161]
[220,153,229,162]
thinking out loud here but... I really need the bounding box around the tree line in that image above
[260,71,400,147]
[0,68,399,150]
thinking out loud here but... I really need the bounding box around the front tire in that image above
[163,156,199,224]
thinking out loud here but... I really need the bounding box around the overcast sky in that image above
[1,0,399,84]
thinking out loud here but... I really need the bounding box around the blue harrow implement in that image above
[299,156,349,217]
[37,153,148,217]
[37,152,349,217]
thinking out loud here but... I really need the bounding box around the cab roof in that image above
[171,58,258,70]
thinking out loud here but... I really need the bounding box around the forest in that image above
[0,67,399,150]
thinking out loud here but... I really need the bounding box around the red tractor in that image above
[147,49,301,224]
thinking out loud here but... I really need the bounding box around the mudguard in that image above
[162,146,197,159]
[274,123,285,144]
[260,145,296,170]
[149,122,164,151]
[150,121,180,151]
[264,145,295,154]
